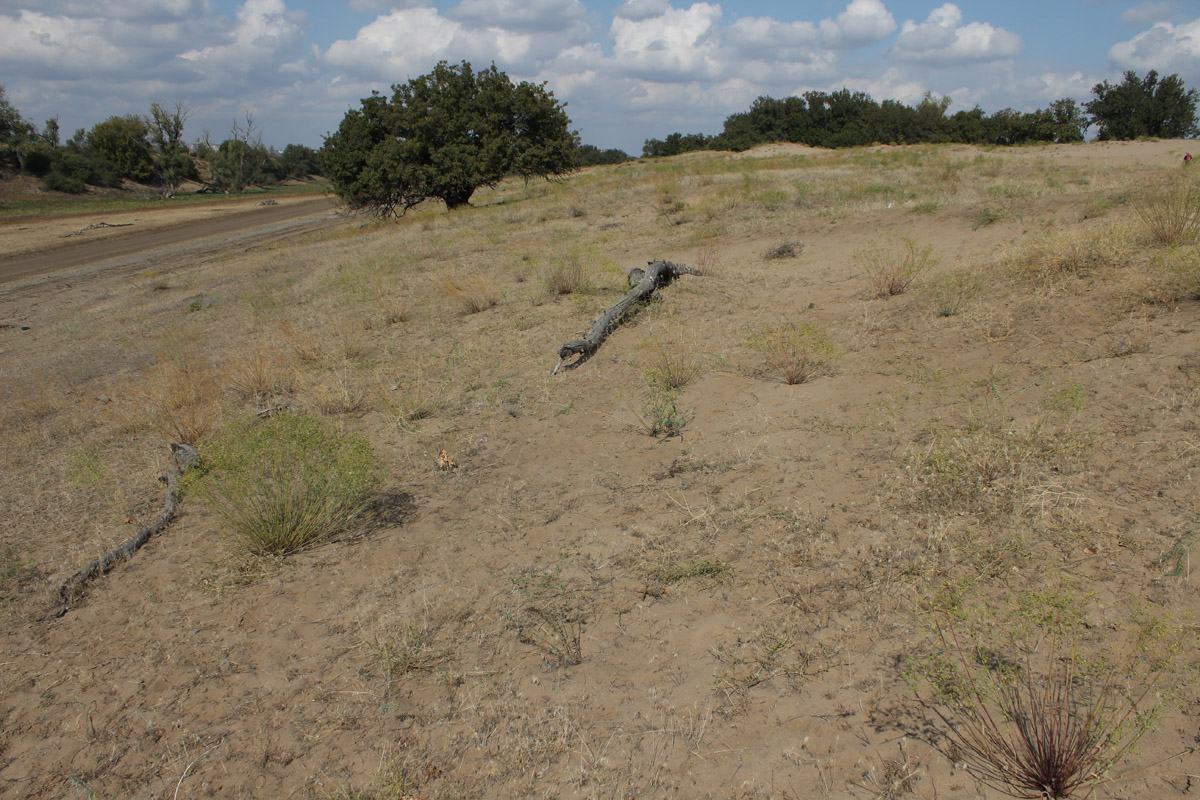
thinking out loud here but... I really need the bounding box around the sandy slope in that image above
[0,139,1197,800]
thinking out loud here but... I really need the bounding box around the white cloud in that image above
[613,0,670,22]
[609,2,724,81]
[1109,17,1200,76]
[0,0,214,22]
[818,0,896,49]
[180,0,305,75]
[450,0,587,34]
[891,3,1021,64]
[346,0,429,11]
[1120,2,1188,26]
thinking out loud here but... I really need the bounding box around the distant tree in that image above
[88,115,154,182]
[576,144,630,166]
[278,143,322,177]
[205,113,269,192]
[150,100,192,196]
[1085,70,1199,140]
[0,86,35,170]
[642,132,714,158]
[322,60,578,215]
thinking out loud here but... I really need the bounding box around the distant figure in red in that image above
[1185,153,1193,165]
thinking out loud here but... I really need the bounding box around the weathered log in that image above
[553,259,701,374]
[50,443,198,619]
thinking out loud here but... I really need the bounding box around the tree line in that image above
[0,89,323,196]
[643,70,1199,157]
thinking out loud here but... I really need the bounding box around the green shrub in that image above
[188,413,381,556]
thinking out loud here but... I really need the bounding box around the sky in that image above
[2,0,1199,156]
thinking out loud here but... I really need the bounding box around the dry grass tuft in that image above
[860,237,936,297]
[149,358,221,444]
[1133,172,1200,245]
[1006,226,1128,285]
[746,321,837,384]
[441,275,500,314]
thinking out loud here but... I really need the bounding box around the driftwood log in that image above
[554,259,701,374]
[50,443,198,619]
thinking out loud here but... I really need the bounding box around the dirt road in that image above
[0,195,344,286]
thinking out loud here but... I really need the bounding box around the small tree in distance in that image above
[322,60,579,216]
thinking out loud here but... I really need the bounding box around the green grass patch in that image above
[186,413,381,557]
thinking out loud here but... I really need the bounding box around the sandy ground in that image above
[0,195,341,285]
[0,140,1198,800]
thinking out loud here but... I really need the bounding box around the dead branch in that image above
[553,259,701,374]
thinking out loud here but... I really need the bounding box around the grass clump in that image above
[187,413,381,556]
[908,587,1192,799]
[639,390,693,439]
[927,269,981,317]
[440,275,500,314]
[746,321,837,385]
[907,415,1088,521]
[860,237,936,297]
[761,240,803,260]
[1133,173,1200,245]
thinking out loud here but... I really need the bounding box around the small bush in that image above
[746,321,837,385]
[1133,173,1200,245]
[188,413,381,556]
[908,588,1191,799]
[859,237,936,297]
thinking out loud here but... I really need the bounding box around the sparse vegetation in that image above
[4,139,1200,800]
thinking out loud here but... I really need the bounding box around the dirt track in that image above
[0,196,343,286]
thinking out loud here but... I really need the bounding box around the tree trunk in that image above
[443,188,475,209]
[553,259,701,374]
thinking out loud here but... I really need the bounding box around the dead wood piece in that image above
[50,443,198,619]
[62,221,134,238]
[553,259,701,374]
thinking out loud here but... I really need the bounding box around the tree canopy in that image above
[1085,70,1199,140]
[322,61,578,215]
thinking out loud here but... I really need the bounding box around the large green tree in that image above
[323,61,578,215]
[88,114,154,182]
[1085,70,1199,140]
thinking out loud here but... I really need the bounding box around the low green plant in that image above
[973,207,1005,229]
[859,237,937,297]
[640,390,693,438]
[654,558,730,585]
[908,587,1192,799]
[746,321,837,384]
[187,413,381,556]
